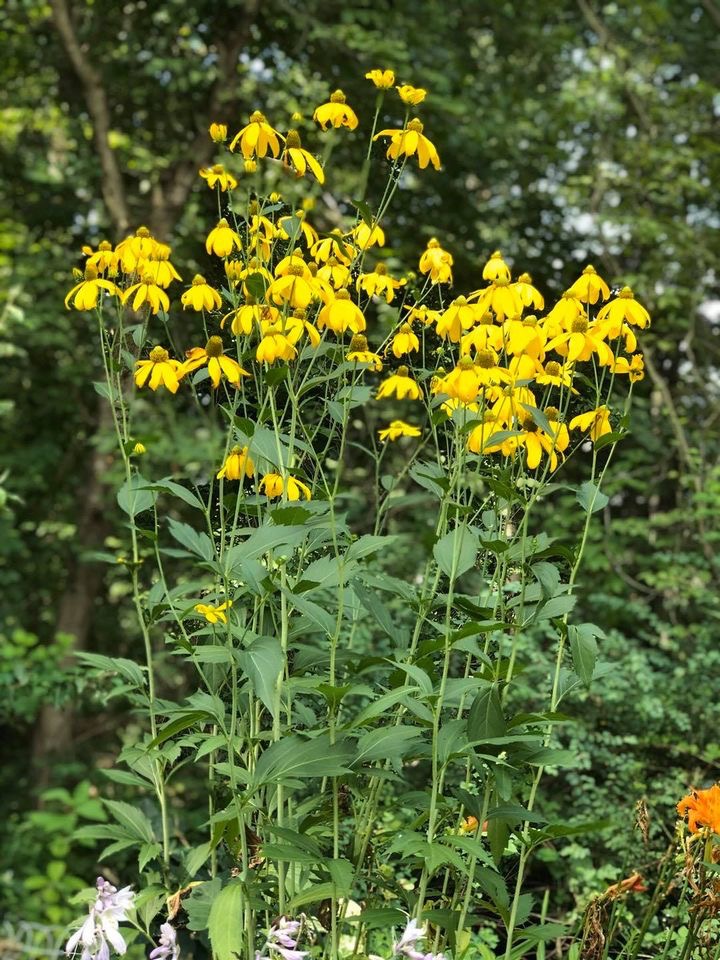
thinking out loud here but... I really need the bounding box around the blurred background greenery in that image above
[1,0,719,950]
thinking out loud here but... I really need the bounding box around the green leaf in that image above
[352,580,399,640]
[569,622,604,686]
[521,403,553,436]
[467,682,506,741]
[261,843,325,865]
[354,725,424,764]
[433,524,479,578]
[252,735,353,786]
[149,711,210,748]
[345,908,407,928]
[352,198,375,227]
[138,841,162,870]
[536,594,576,621]
[167,518,214,560]
[576,480,609,514]
[286,589,335,635]
[117,473,155,517]
[185,877,221,932]
[150,478,205,510]
[237,636,284,718]
[346,534,396,562]
[409,460,448,497]
[93,380,118,402]
[75,653,145,689]
[104,800,154,843]
[208,879,244,960]
[288,882,336,910]
[243,272,269,300]
[185,842,212,877]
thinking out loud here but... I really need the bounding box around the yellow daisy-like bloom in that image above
[471,279,523,322]
[199,164,238,192]
[357,263,404,303]
[346,334,383,371]
[677,784,720,834]
[352,220,385,250]
[482,250,511,283]
[467,415,505,455]
[278,210,319,249]
[433,357,483,404]
[132,442,147,456]
[125,225,158,259]
[226,258,273,298]
[374,118,440,170]
[514,272,545,310]
[313,89,359,130]
[267,265,316,311]
[440,396,479,418]
[311,231,356,265]
[317,290,366,334]
[223,301,279,337]
[504,408,569,471]
[283,313,322,349]
[568,265,610,304]
[134,346,184,393]
[217,445,255,480]
[460,319,504,356]
[194,600,233,624]
[260,473,312,501]
[596,286,651,329]
[491,384,537,427]
[418,238,453,284]
[396,84,427,105]
[182,336,250,389]
[283,129,325,184]
[122,275,170,315]
[256,328,298,364]
[143,250,182,289]
[365,69,395,89]
[405,304,442,327]
[611,353,645,382]
[436,296,479,342]
[208,123,227,143]
[229,110,284,159]
[569,405,612,442]
[391,323,419,358]
[64,265,119,310]
[376,365,422,401]
[84,241,118,276]
[318,257,351,289]
[378,420,421,441]
[439,352,511,404]
[274,249,313,278]
[536,359,574,389]
[181,275,223,312]
[543,291,585,331]
[546,316,614,365]
[206,218,243,258]
[502,314,547,359]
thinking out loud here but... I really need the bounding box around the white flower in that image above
[256,917,309,960]
[149,922,179,960]
[392,918,446,960]
[65,877,135,960]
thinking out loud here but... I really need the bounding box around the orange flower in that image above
[602,873,647,899]
[677,784,720,834]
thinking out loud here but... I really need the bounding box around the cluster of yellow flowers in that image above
[67,70,649,498]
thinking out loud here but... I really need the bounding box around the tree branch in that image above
[50,0,131,236]
[149,0,261,237]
